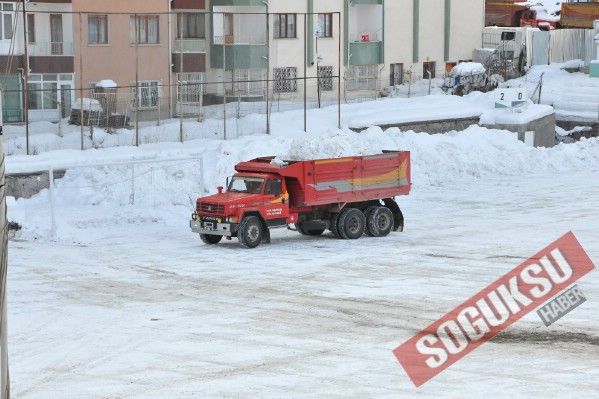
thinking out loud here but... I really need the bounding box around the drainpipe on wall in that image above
[412,0,419,65]
[167,0,173,119]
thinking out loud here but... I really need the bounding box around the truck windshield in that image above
[228,177,264,194]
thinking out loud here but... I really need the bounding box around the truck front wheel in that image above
[200,234,223,245]
[238,216,264,249]
[338,208,366,240]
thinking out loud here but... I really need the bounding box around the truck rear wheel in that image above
[363,206,379,237]
[200,234,223,245]
[366,207,394,237]
[238,216,264,249]
[329,213,341,238]
[338,208,366,240]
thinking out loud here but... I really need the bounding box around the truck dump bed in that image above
[560,2,599,28]
[235,151,411,207]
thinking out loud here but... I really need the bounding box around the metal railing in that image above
[28,41,74,56]
[174,38,207,53]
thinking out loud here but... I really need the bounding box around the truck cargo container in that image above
[190,151,411,248]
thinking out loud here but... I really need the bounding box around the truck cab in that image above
[190,172,293,247]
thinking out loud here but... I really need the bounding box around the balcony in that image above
[29,42,74,57]
[210,8,267,69]
[174,38,207,53]
[346,1,384,66]
[349,36,383,66]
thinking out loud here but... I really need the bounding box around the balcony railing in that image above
[29,42,74,56]
[174,38,207,53]
[213,32,266,45]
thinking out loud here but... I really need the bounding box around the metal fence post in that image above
[195,157,204,197]
[48,167,56,238]
[1,102,10,399]
[130,163,135,205]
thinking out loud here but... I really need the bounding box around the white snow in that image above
[505,62,599,123]
[6,127,599,397]
[95,79,118,89]
[71,98,102,112]
[524,1,564,22]
[450,62,486,76]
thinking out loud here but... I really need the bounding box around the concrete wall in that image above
[483,113,557,148]
[6,170,66,200]
[351,117,480,134]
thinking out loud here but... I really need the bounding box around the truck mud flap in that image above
[383,198,404,232]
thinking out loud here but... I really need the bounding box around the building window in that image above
[317,66,333,91]
[224,69,266,97]
[177,73,204,104]
[274,14,296,39]
[317,14,333,38]
[423,61,436,79]
[390,63,403,86]
[445,62,457,74]
[130,15,160,44]
[273,67,297,93]
[0,3,14,40]
[88,15,108,44]
[27,14,35,43]
[27,74,73,111]
[132,80,160,108]
[177,13,205,39]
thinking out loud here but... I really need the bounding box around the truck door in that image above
[264,178,289,221]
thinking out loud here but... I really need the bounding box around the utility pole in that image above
[135,14,139,147]
[22,0,30,155]
[0,91,9,399]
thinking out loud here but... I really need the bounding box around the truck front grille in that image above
[198,202,225,215]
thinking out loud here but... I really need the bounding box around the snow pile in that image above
[451,62,486,76]
[525,1,564,22]
[72,98,102,112]
[7,125,599,241]
[95,79,118,89]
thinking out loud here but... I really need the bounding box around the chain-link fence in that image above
[0,9,462,155]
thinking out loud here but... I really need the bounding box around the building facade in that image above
[0,0,74,123]
[0,0,485,123]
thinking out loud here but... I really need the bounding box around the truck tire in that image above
[338,208,366,240]
[363,206,379,237]
[329,213,341,238]
[295,222,326,236]
[238,216,264,249]
[200,234,223,245]
[367,207,394,237]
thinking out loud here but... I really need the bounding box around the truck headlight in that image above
[192,213,198,221]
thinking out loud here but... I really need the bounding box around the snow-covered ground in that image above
[6,122,599,397]
[506,62,599,123]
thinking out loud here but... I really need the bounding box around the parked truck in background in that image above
[485,0,599,29]
[190,151,411,248]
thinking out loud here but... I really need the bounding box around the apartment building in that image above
[1,0,485,123]
[71,0,172,121]
[0,0,74,123]
[203,0,484,103]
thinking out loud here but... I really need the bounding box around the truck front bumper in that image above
[190,219,238,237]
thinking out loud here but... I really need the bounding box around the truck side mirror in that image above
[217,186,224,194]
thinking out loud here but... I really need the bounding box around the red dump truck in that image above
[486,0,599,29]
[190,151,411,248]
